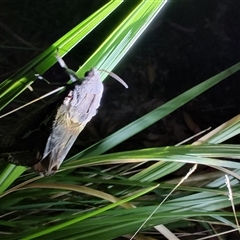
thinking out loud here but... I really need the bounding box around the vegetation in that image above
[1,1,240,239]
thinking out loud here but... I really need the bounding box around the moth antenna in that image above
[0,86,64,119]
[99,69,128,88]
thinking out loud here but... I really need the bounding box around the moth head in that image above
[31,152,61,177]
[84,68,100,79]
[32,161,57,177]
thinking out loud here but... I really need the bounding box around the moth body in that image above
[1,53,127,177]
[32,68,104,176]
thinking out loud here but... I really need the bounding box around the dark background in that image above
[1,0,240,155]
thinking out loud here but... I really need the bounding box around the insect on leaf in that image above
[1,54,128,176]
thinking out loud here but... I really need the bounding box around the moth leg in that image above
[56,52,80,82]
[26,84,34,92]
[35,73,51,84]
[31,70,65,90]
[65,69,81,82]
[35,71,65,87]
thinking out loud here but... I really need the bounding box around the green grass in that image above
[1,1,240,239]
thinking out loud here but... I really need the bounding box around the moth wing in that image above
[31,103,85,176]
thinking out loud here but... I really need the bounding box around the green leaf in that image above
[67,62,240,161]
[21,184,159,240]
[0,0,123,110]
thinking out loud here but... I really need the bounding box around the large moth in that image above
[0,54,128,176]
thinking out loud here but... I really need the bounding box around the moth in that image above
[0,54,128,176]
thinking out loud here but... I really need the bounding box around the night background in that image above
[0,1,240,239]
[1,0,240,152]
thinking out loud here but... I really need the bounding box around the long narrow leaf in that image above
[67,62,240,161]
[0,0,123,110]
[21,184,159,240]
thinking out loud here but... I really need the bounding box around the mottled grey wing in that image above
[31,103,86,176]
[31,73,103,176]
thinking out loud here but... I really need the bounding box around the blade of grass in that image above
[0,0,123,110]
[72,0,168,76]
[0,0,168,193]
[67,62,240,161]
[64,144,240,169]
[0,165,26,194]
[21,184,159,240]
